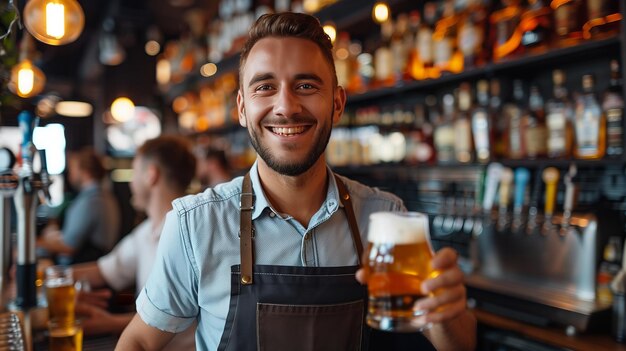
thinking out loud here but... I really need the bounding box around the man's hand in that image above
[356,247,468,325]
[75,301,132,336]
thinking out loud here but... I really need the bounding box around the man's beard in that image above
[247,111,333,177]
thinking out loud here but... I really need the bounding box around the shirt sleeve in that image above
[62,193,97,249]
[136,209,198,333]
[97,223,142,291]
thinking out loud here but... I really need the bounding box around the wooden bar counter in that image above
[474,308,626,351]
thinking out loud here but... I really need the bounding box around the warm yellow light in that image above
[55,101,93,117]
[303,0,320,13]
[372,2,390,24]
[9,60,46,98]
[145,40,161,56]
[156,59,171,85]
[46,2,64,39]
[200,63,218,77]
[323,24,337,44]
[172,96,190,114]
[24,0,85,45]
[111,97,135,122]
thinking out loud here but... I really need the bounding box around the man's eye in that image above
[255,84,272,91]
[298,83,314,90]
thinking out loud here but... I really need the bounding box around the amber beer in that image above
[45,266,76,326]
[49,320,83,351]
[366,211,434,332]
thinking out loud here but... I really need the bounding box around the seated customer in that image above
[72,136,197,350]
[38,147,120,264]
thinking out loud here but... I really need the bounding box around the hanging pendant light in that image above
[9,34,46,98]
[23,0,85,46]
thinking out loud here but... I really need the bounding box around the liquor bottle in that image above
[551,0,583,47]
[472,80,492,163]
[334,32,352,90]
[411,3,439,80]
[604,60,624,157]
[523,85,548,159]
[458,0,487,70]
[597,236,623,305]
[433,0,463,74]
[574,74,606,159]
[455,83,474,163]
[490,79,507,158]
[405,11,421,80]
[434,94,457,163]
[490,0,523,62]
[374,19,395,87]
[391,14,410,84]
[583,0,621,39]
[519,0,552,54]
[546,69,574,158]
[406,102,436,164]
[505,79,526,159]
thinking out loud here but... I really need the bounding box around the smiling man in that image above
[117,12,475,351]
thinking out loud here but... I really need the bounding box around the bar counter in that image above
[474,308,626,351]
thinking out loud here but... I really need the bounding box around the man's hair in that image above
[239,12,337,87]
[205,147,230,171]
[70,147,106,181]
[136,135,196,192]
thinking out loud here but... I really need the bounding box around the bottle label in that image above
[434,38,452,68]
[417,28,433,63]
[472,111,490,161]
[606,108,623,153]
[575,110,601,155]
[525,126,548,157]
[434,125,455,162]
[554,2,578,36]
[547,111,567,154]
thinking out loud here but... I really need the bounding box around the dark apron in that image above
[217,173,434,351]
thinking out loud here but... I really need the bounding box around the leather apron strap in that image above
[239,172,363,285]
[333,174,364,265]
[240,173,254,285]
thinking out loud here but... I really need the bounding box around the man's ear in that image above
[237,90,247,127]
[146,164,159,186]
[332,86,347,125]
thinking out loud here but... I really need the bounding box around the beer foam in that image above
[367,212,429,244]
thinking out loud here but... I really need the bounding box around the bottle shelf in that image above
[346,37,621,105]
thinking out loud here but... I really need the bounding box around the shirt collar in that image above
[248,162,342,220]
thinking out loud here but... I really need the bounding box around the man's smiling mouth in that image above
[269,126,309,136]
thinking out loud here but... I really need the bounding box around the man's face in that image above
[237,36,345,176]
[129,156,149,212]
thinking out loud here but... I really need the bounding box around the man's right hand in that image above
[75,301,132,335]
[77,288,112,309]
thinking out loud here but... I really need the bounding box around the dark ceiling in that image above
[5,0,217,120]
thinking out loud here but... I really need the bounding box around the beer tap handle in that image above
[17,111,39,178]
[560,164,577,236]
[513,168,530,214]
[526,168,543,234]
[541,167,559,235]
[37,149,51,203]
[542,167,560,217]
[499,168,514,212]
[483,163,503,212]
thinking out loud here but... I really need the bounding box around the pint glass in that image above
[365,211,435,332]
[45,266,76,326]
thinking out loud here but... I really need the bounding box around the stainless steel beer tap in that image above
[11,111,52,351]
[541,167,559,236]
[512,168,530,233]
[0,148,18,304]
[560,164,577,237]
[496,168,513,232]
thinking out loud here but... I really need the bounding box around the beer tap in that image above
[0,148,18,302]
[560,164,577,237]
[541,167,559,236]
[497,168,513,232]
[526,168,543,235]
[482,163,503,215]
[12,111,52,350]
[512,168,530,233]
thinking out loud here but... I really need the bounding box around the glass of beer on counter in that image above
[45,265,76,326]
[48,320,83,351]
[366,211,435,332]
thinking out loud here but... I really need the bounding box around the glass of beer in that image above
[365,211,435,332]
[48,320,83,351]
[45,265,76,326]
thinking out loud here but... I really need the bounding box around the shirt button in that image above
[269,211,276,218]
[304,234,310,240]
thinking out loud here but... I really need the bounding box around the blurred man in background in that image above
[196,147,232,189]
[72,136,197,349]
[38,147,120,264]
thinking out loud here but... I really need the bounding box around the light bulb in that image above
[111,97,135,122]
[372,2,390,24]
[24,0,85,46]
[323,23,337,44]
[9,60,46,98]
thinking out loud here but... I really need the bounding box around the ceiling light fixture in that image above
[110,97,135,123]
[23,0,85,45]
[8,34,46,98]
[55,101,93,117]
[372,2,390,24]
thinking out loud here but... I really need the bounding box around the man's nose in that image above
[273,87,302,118]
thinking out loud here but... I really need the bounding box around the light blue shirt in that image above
[137,162,404,350]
